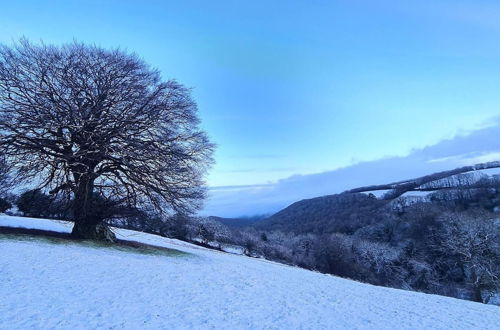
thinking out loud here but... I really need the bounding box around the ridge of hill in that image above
[256,193,387,234]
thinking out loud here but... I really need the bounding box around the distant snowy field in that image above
[1,215,498,329]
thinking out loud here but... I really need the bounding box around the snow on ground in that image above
[0,215,498,330]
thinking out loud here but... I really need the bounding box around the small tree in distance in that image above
[0,40,214,240]
[16,189,53,218]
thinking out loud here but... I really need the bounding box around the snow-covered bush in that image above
[430,211,500,303]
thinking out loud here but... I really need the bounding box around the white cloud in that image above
[202,117,500,217]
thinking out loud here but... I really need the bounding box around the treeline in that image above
[230,204,498,304]
[227,173,500,305]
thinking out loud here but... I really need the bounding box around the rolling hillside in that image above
[0,215,498,329]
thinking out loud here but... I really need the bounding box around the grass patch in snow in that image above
[0,231,188,258]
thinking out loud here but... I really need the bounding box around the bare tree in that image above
[352,239,409,288]
[0,40,214,240]
[186,217,231,247]
[432,212,500,303]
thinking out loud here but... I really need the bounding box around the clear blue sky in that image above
[1,0,499,188]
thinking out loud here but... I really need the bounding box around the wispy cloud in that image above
[221,167,298,174]
[232,154,286,159]
[208,184,272,191]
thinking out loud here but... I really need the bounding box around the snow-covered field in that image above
[0,215,498,329]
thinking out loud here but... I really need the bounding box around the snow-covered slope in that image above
[0,216,498,329]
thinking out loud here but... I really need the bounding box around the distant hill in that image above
[209,215,267,228]
[256,193,388,234]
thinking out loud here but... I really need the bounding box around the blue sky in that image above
[1,1,500,215]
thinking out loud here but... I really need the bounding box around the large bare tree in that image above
[0,40,214,240]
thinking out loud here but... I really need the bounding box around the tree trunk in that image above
[470,269,484,303]
[472,285,483,303]
[70,172,116,242]
[72,221,116,242]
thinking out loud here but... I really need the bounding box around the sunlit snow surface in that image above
[0,215,498,329]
